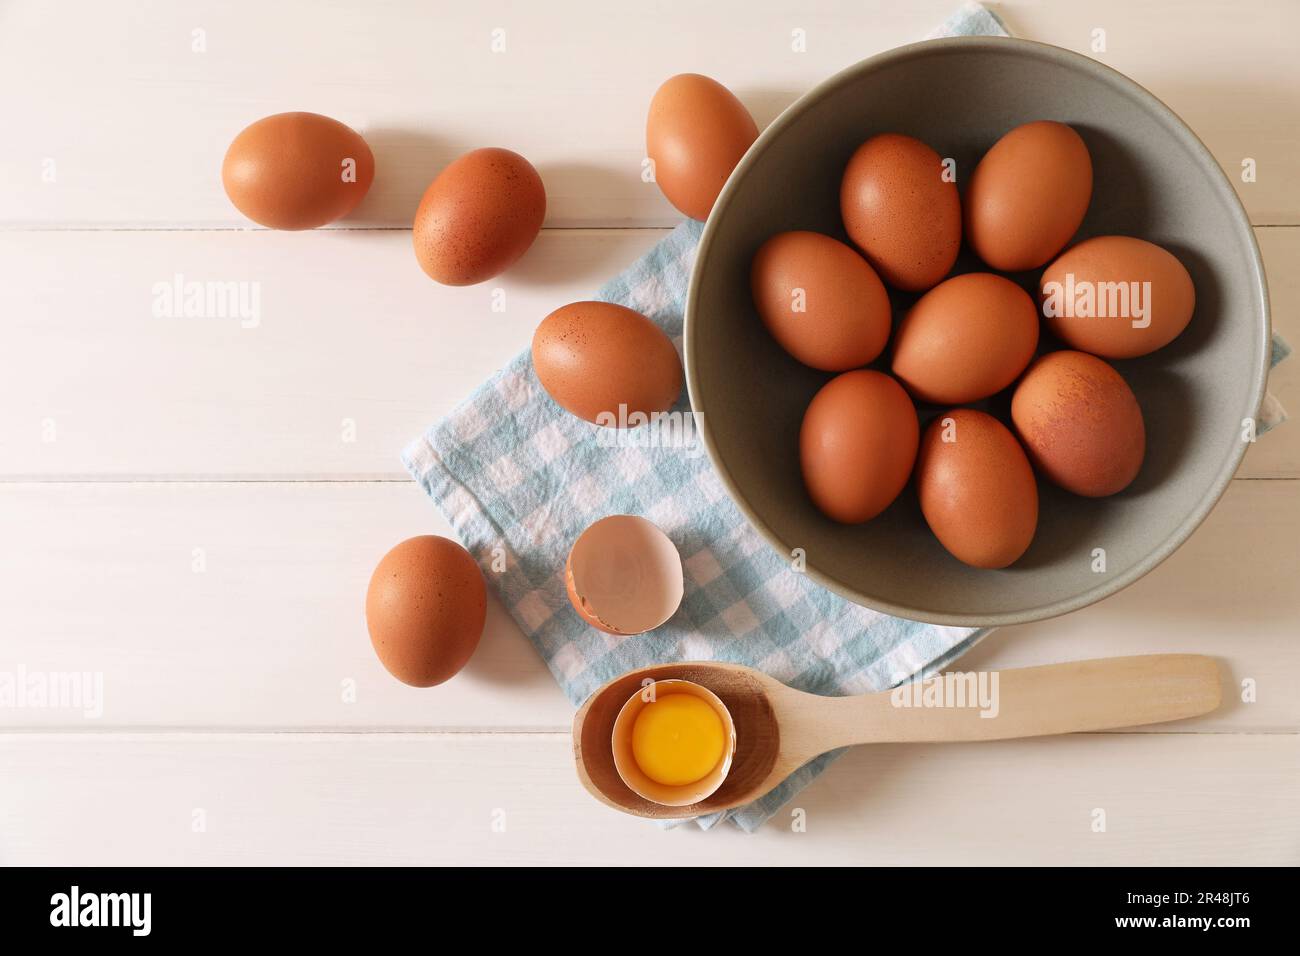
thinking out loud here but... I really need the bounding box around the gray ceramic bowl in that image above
[685,37,1271,626]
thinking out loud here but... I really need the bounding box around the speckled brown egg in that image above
[800,370,919,523]
[840,133,961,292]
[891,272,1039,405]
[647,73,759,221]
[222,112,374,230]
[751,230,891,371]
[1040,235,1196,358]
[532,301,682,425]
[916,409,1038,569]
[965,121,1092,272]
[365,535,487,688]
[412,147,546,286]
[1011,350,1145,497]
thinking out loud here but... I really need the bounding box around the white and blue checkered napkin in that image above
[404,218,989,832]
[404,3,1290,832]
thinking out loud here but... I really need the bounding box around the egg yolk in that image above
[630,693,726,787]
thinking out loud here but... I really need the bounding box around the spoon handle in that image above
[807,654,1221,749]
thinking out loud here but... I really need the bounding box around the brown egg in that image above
[646,74,759,221]
[916,409,1038,569]
[965,121,1092,272]
[751,231,891,371]
[1040,236,1196,358]
[412,147,546,286]
[222,112,374,230]
[800,370,919,523]
[1012,351,1145,497]
[892,272,1039,404]
[532,301,682,426]
[840,133,961,292]
[365,535,486,688]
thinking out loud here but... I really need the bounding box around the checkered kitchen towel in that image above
[404,3,1290,832]
[405,215,987,832]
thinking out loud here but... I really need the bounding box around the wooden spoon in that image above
[572,654,1221,819]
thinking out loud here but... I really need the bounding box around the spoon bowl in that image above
[572,655,1222,819]
[575,662,782,819]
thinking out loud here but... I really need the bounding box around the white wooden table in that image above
[2,0,1296,866]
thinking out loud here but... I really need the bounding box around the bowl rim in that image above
[684,35,1272,627]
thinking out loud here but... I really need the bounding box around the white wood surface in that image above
[1,0,1297,865]
[2,0,1298,227]
[3,734,1296,866]
[0,229,665,479]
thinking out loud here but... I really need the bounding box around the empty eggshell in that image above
[566,515,684,635]
[891,272,1039,404]
[916,409,1039,569]
[965,120,1093,272]
[646,73,759,221]
[840,132,961,292]
[222,112,375,230]
[751,230,892,371]
[1040,235,1196,358]
[532,301,683,426]
[1012,350,1146,497]
[412,147,546,286]
[800,370,919,524]
[365,535,487,688]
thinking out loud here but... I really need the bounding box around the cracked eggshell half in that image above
[565,515,684,635]
[611,679,736,807]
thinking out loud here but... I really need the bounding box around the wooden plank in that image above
[1,478,1294,731]
[0,481,574,730]
[1,732,1294,864]
[0,227,666,479]
[1,226,1293,479]
[1,0,1296,228]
